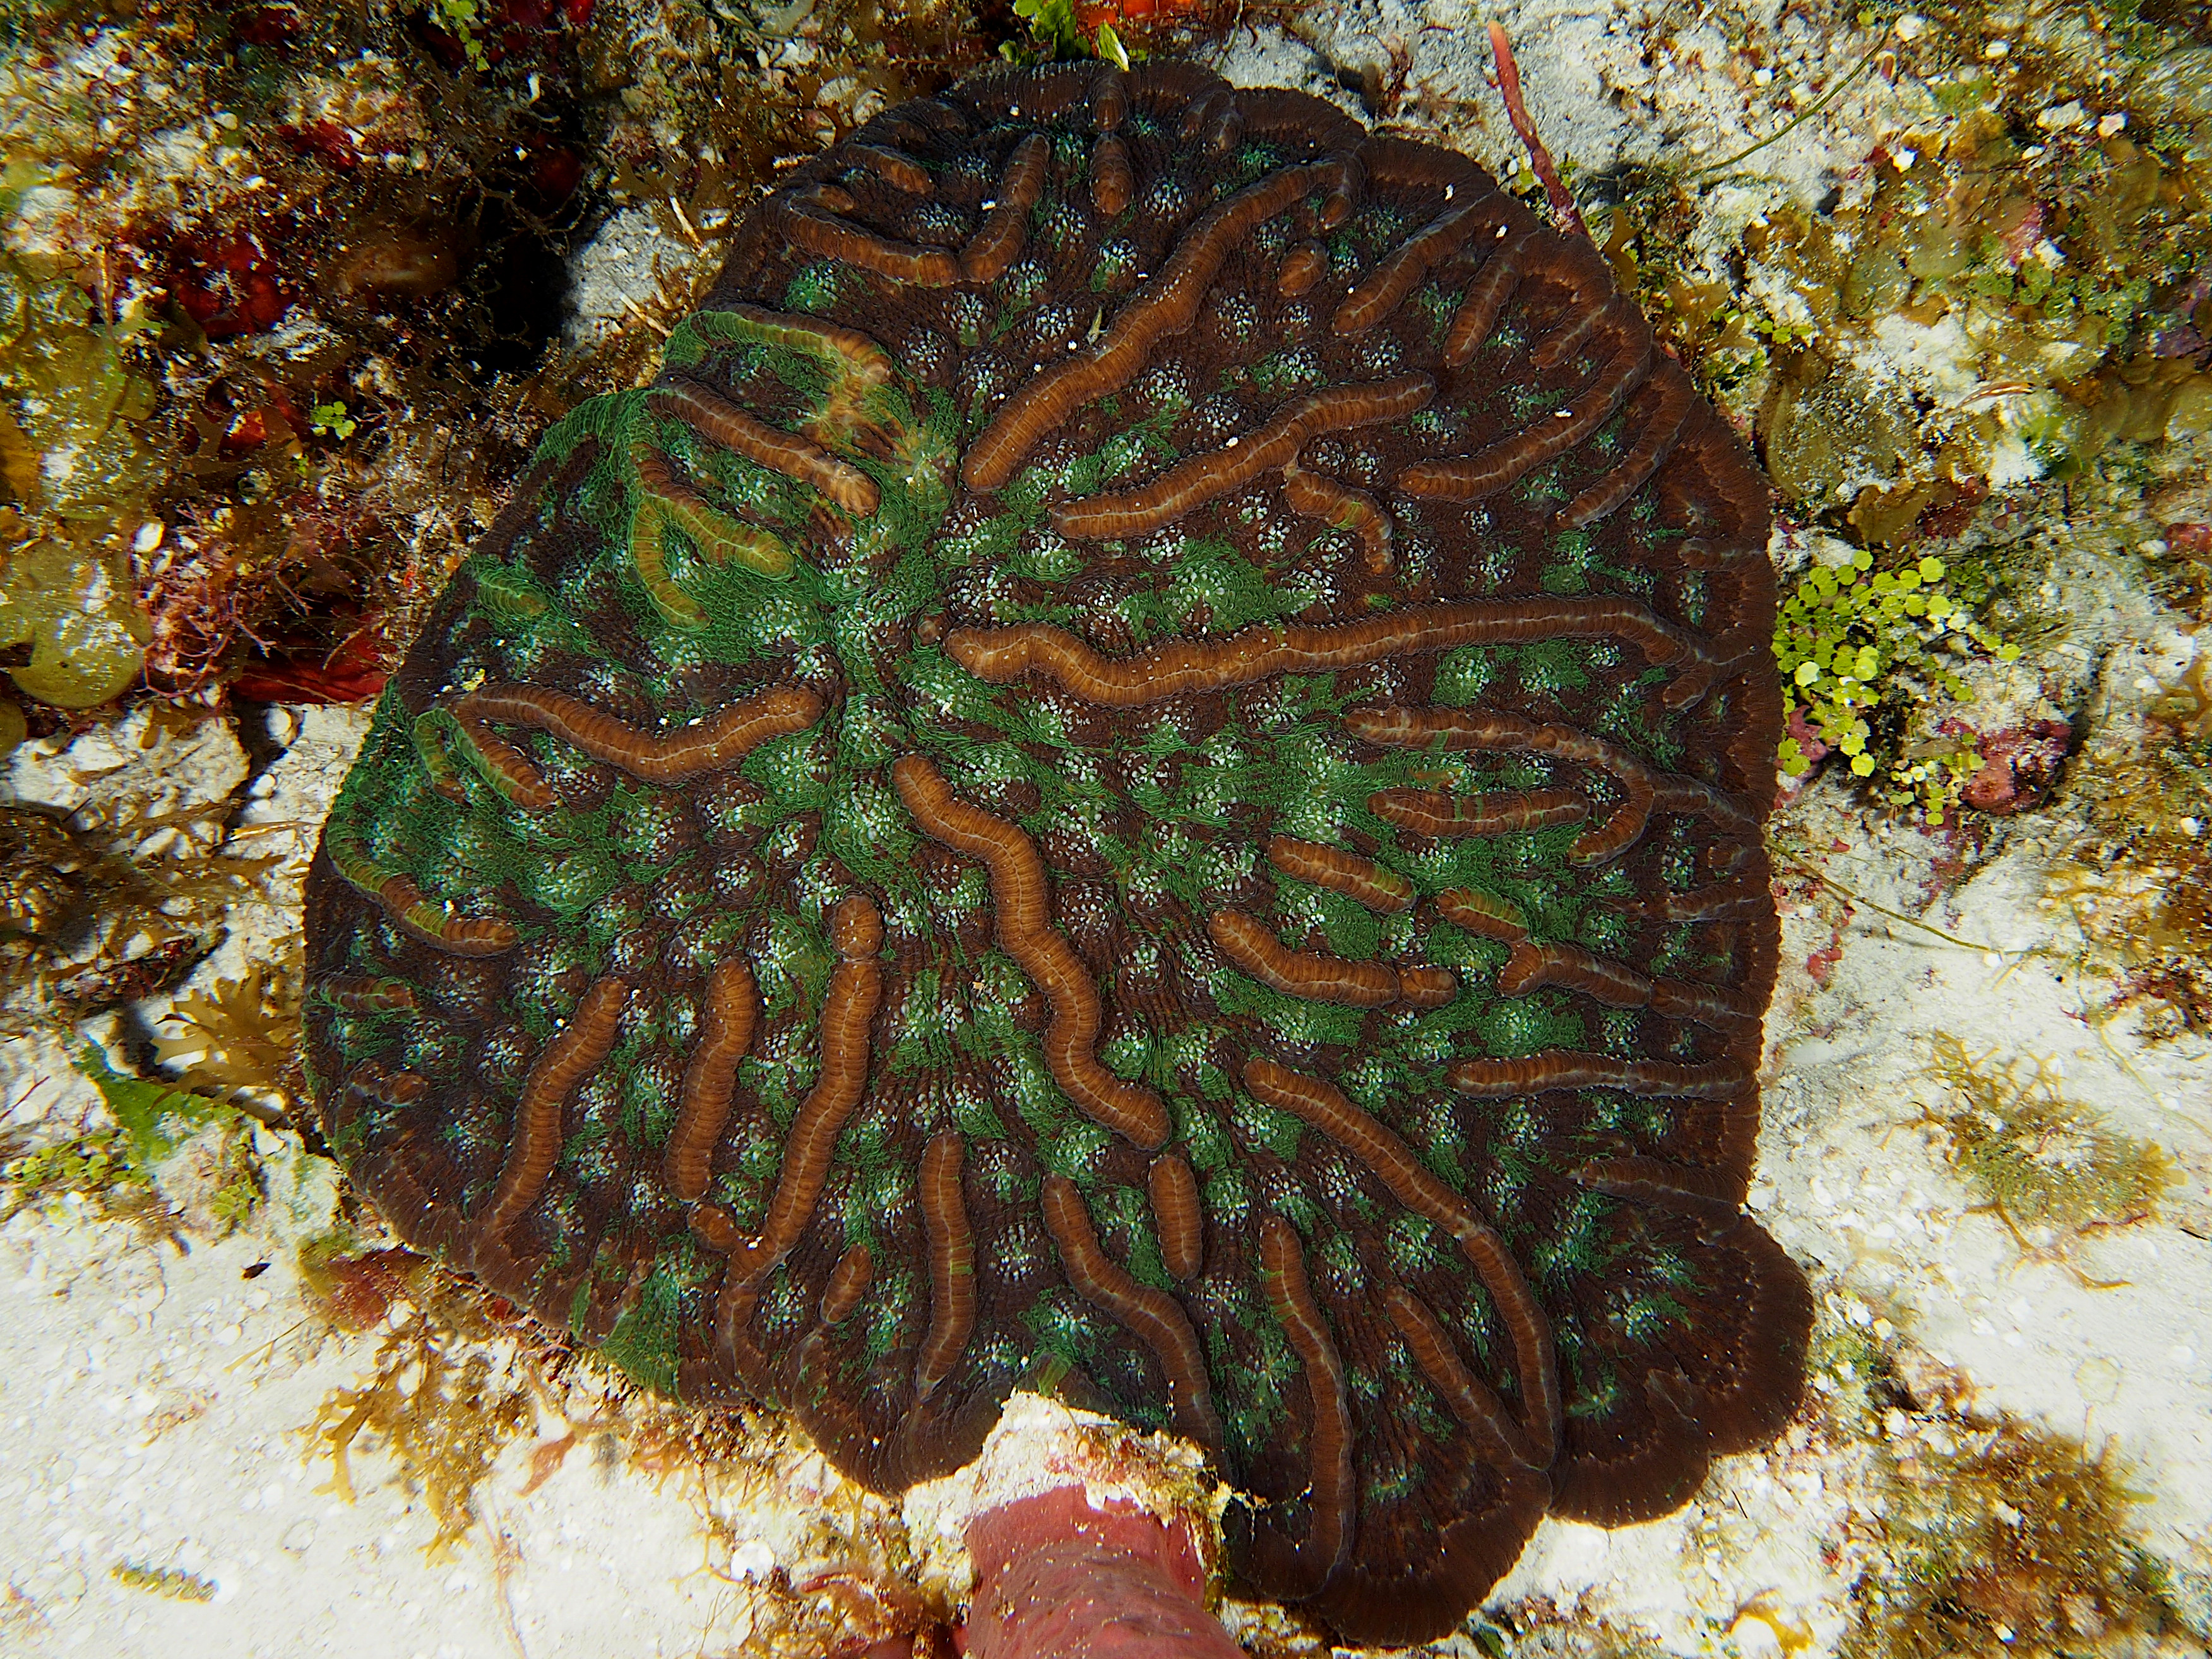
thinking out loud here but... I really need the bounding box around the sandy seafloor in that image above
[5,1,2212,1655]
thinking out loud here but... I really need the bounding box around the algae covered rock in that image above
[0,167,162,711]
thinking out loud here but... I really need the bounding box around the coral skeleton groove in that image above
[1499,940,1761,1033]
[1090,69,1127,132]
[412,711,470,803]
[1186,88,1243,155]
[1382,1281,1540,1472]
[1333,198,1500,336]
[848,143,933,197]
[447,705,554,809]
[1042,1175,1222,1451]
[344,1061,426,1109]
[304,59,1801,1646]
[690,1202,741,1254]
[326,831,518,955]
[650,379,879,518]
[624,471,709,626]
[960,133,1049,283]
[454,684,822,785]
[666,957,759,1204]
[1396,965,1459,1008]
[1500,937,1658,1007]
[1256,1214,1355,1583]
[819,1243,876,1324]
[1530,286,1634,374]
[1626,874,1766,921]
[947,595,1724,710]
[1242,1057,1559,1454]
[1090,133,1134,216]
[1050,374,1434,540]
[730,896,884,1288]
[629,439,798,581]
[1371,786,1591,838]
[319,975,419,1014]
[1208,909,1401,1006]
[1346,704,1756,862]
[770,195,961,286]
[1266,835,1415,913]
[1573,1154,1745,1215]
[962,161,1344,490]
[1443,228,1530,365]
[1433,886,1531,941]
[1148,1153,1206,1281]
[1448,1050,1752,1098]
[1281,463,1393,574]
[1396,336,1653,501]
[681,303,896,388]
[480,977,627,1237]
[916,1131,977,1399]
[1276,242,1327,297]
[1559,370,1696,528]
[893,754,1170,1150]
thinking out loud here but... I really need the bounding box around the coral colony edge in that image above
[301,59,1812,1646]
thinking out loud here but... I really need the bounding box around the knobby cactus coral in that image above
[304,62,1808,1645]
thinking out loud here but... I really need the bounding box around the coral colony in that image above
[304,62,1811,1645]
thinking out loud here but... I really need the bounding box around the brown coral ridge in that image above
[301,59,1804,1648]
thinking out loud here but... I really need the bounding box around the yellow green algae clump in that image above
[2047,653,2212,1037]
[1775,547,2020,822]
[1803,1292,2204,1659]
[1841,1415,2192,1659]
[0,163,160,713]
[1624,3,2212,824]
[1922,1033,2171,1252]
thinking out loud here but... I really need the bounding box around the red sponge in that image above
[963,1485,1244,1659]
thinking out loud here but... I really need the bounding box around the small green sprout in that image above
[1751,311,1821,348]
[74,1043,232,1166]
[211,1172,263,1232]
[1,1129,135,1218]
[309,401,357,440]
[1774,549,2020,823]
[1008,0,1128,66]
[113,1562,218,1602]
[432,0,493,70]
